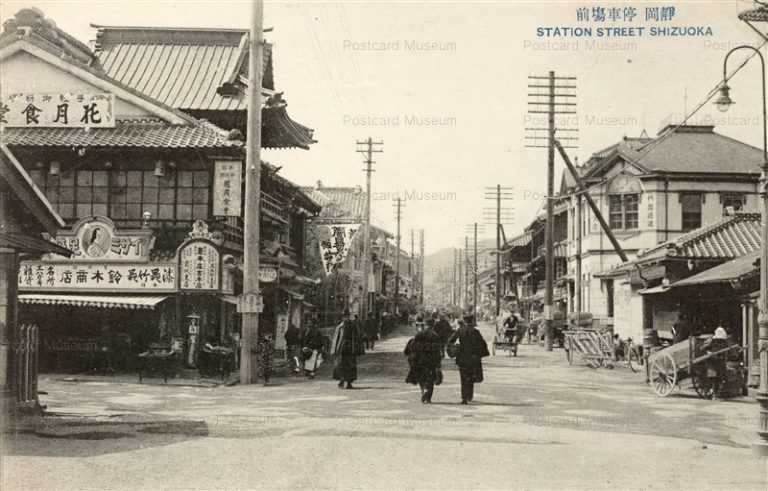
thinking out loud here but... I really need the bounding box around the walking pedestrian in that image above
[332,309,365,389]
[434,312,454,358]
[302,322,325,379]
[255,334,275,386]
[447,315,489,404]
[404,318,443,403]
[285,323,302,374]
[364,316,378,350]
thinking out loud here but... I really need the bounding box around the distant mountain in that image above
[424,238,497,305]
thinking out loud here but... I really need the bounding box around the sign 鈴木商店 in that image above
[18,262,176,291]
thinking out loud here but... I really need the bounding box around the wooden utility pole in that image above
[526,71,578,352]
[473,222,478,322]
[544,70,555,351]
[419,229,425,306]
[484,185,514,317]
[356,138,382,321]
[240,0,264,384]
[452,248,457,305]
[393,198,403,314]
[464,236,469,310]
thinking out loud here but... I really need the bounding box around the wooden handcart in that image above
[563,328,614,368]
[648,335,748,398]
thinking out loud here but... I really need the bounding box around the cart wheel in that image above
[650,352,677,397]
[587,358,602,369]
[491,337,497,356]
[691,365,712,399]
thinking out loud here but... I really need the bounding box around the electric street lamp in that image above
[715,43,768,455]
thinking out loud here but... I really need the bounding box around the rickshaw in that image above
[491,316,523,356]
[648,334,748,398]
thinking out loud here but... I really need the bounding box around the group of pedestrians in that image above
[280,308,488,405]
[405,311,488,404]
[284,320,326,381]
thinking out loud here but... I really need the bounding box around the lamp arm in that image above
[723,45,767,166]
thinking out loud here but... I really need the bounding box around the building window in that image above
[681,193,702,231]
[605,279,614,317]
[177,171,210,220]
[109,170,176,222]
[29,169,76,219]
[721,192,745,215]
[608,193,639,230]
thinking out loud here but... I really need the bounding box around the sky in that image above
[2,0,766,254]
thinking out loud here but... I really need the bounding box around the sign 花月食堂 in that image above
[179,240,221,291]
[1,93,115,128]
[18,262,176,291]
[213,160,242,217]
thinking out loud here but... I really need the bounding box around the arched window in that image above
[607,173,642,230]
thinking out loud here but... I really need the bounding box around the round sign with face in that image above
[81,223,112,258]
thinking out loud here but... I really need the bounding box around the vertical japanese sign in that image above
[178,240,221,291]
[317,224,360,275]
[213,160,243,217]
[1,93,115,128]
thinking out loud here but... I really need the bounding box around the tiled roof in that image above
[302,186,367,221]
[1,118,241,149]
[93,26,273,112]
[672,250,760,288]
[606,212,762,277]
[635,125,764,174]
[643,212,761,260]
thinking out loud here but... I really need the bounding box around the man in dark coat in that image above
[364,316,378,350]
[404,318,443,403]
[434,312,454,356]
[302,322,325,379]
[332,309,365,389]
[285,323,302,374]
[447,315,489,404]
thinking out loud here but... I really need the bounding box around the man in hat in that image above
[332,308,365,389]
[704,326,729,400]
[447,314,489,404]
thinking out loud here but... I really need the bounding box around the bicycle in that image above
[611,337,643,373]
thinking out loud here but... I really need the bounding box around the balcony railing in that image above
[261,191,289,224]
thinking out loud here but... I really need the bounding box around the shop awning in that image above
[18,294,169,310]
[280,288,305,301]
[0,232,72,256]
[639,285,670,295]
[672,251,760,288]
[220,295,239,305]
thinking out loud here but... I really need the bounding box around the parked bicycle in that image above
[612,335,642,373]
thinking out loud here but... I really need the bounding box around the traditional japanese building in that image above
[301,182,396,325]
[0,8,320,372]
[0,143,70,420]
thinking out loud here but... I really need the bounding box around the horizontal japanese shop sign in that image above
[18,262,176,292]
[2,93,116,128]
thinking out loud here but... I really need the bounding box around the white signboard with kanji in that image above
[18,262,176,292]
[317,224,360,275]
[213,160,242,216]
[1,93,116,128]
[178,240,220,291]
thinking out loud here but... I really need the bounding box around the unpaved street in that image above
[2,323,767,490]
